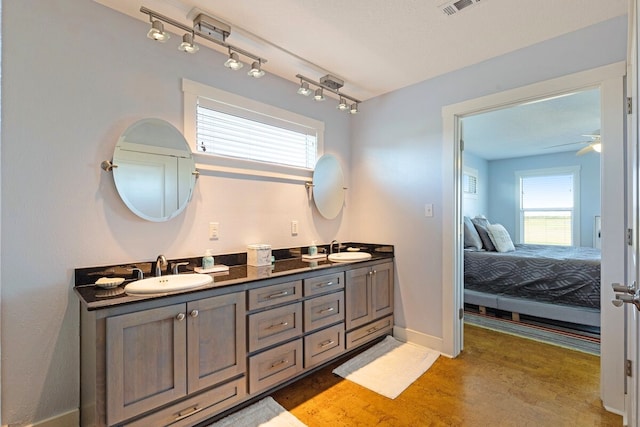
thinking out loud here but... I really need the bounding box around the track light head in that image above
[297,81,312,96]
[224,51,243,70]
[147,20,170,42]
[248,61,265,78]
[337,97,349,111]
[178,33,199,53]
[314,88,325,102]
[350,103,359,114]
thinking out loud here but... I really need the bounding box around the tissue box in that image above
[247,244,272,266]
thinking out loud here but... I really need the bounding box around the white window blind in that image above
[196,105,317,169]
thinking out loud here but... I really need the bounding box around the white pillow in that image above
[487,224,515,253]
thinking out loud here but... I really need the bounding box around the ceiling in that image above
[96,0,624,160]
[463,88,601,160]
[97,0,627,101]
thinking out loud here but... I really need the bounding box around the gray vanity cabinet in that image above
[103,292,245,426]
[345,261,394,348]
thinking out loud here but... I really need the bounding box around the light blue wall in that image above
[462,151,489,218]
[487,151,600,247]
[350,16,625,339]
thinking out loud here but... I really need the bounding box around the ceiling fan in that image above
[575,130,601,156]
[545,129,601,156]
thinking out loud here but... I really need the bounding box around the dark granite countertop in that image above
[74,243,394,311]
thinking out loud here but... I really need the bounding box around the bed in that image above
[464,243,601,327]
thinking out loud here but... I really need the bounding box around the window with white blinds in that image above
[196,105,317,169]
[516,166,580,246]
[182,79,324,174]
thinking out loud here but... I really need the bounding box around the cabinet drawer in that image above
[304,272,344,297]
[345,315,393,350]
[248,280,302,310]
[248,303,302,352]
[249,339,303,394]
[124,376,246,427]
[304,323,345,368]
[303,292,344,333]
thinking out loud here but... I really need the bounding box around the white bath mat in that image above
[332,335,440,399]
[209,397,306,427]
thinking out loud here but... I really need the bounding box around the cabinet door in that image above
[345,266,372,330]
[371,262,394,320]
[187,292,246,393]
[106,304,187,425]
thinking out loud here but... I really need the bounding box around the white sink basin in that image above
[328,252,372,263]
[124,274,213,296]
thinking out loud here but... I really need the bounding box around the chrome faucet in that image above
[155,255,168,276]
[330,240,340,255]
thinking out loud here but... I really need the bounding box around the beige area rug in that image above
[332,335,440,399]
[208,397,306,427]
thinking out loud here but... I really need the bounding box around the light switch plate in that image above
[425,204,434,217]
[209,222,219,239]
[291,220,299,236]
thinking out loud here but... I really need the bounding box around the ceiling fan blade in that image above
[576,144,594,156]
[546,140,589,149]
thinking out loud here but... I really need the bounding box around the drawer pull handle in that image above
[268,321,289,329]
[271,359,289,368]
[367,326,379,333]
[320,339,335,348]
[319,307,335,314]
[316,281,334,288]
[174,406,204,422]
[267,290,289,299]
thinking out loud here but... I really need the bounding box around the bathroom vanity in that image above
[76,245,393,427]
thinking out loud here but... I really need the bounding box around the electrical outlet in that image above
[425,204,434,217]
[209,222,219,239]
[291,220,299,236]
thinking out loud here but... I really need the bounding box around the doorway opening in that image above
[460,88,602,350]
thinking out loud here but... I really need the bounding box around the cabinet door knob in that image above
[176,313,186,321]
[190,309,199,318]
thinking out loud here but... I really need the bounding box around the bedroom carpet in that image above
[464,311,600,355]
[332,335,440,399]
[207,397,305,427]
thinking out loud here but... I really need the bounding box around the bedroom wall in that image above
[487,151,601,247]
[1,1,351,425]
[462,151,489,218]
[349,16,625,347]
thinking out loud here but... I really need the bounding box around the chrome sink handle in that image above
[128,267,144,280]
[155,254,168,277]
[172,262,189,275]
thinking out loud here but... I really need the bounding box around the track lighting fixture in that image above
[178,33,199,53]
[296,74,360,114]
[314,88,325,102]
[297,81,313,96]
[248,61,265,78]
[224,51,243,70]
[147,20,170,42]
[140,7,266,76]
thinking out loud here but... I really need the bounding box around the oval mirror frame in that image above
[312,154,345,219]
[112,118,196,222]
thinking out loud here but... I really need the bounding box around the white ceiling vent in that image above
[439,0,482,16]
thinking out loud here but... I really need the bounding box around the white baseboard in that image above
[393,326,449,356]
[5,409,80,427]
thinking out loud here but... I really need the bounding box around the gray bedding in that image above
[464,244,601,309]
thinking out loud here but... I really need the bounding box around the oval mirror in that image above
[112,118,196,222]
[312,154,345,219]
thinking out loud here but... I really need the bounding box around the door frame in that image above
[441,61,627,414]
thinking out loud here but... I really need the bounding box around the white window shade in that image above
[196,105,317,169]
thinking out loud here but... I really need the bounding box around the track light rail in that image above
[140,6,267,64]
[296,74,361,104]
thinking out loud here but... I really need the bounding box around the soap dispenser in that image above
[202,249,215,270]
[309,241,318,257]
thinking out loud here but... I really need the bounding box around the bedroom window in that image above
[182,79,324,174]
[463,167,478,198]
[517,166,580,246]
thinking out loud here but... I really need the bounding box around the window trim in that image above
[182,78,324,181]
[515,166,581,245]
[462,166,478,199]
